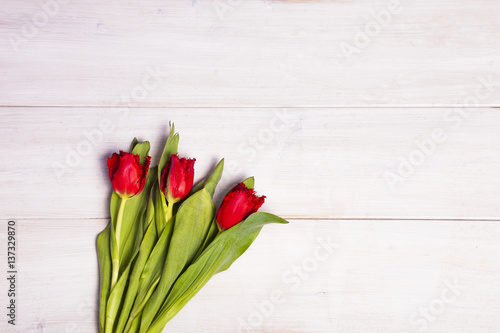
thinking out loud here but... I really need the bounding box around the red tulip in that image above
[107,151,151,198]
[216,182,266,230]
[161,154,196,203]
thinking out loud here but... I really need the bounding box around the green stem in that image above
[165,201,174,223]
[111,196,128,289]
[123,316,133,333]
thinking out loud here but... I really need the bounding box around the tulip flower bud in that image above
[216,182,266,230]
[107,151,151,198]
[160,154,196,203]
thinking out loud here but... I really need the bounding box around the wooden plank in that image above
[1,0,499,107]
[1,218,499,332]
[1,107,499,220]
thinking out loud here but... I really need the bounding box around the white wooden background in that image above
[1,1,500,332]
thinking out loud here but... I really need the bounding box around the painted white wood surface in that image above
[1,0,499,107]
[0,219,499,333]
[1,0,500,332]
[1,108,500,220]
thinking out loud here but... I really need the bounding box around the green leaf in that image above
[154,186,168,235]
[157,123,179,183]
[127,314,141,333]
[242,176,254,189]
[97,224,112,333]
[192,217,219,262]
[115,191,157,333]
[146,212,288,333]
[105,259,136,333]
[130,137,139,152]
[127,214,174,328]
[105,162,155,333]
[203,158,224,198]
[190,177,206,195]
[132,141,151,165]
[189,158,225,199]
[140,188,216,333]
[111,167,157,276]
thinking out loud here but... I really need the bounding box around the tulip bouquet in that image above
[97,125,287,333]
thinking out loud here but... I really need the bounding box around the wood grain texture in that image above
[1,0,500,332]
[1,108,499,220]
[1,219,499,333]
[0,0,499,107]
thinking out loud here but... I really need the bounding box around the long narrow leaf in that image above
[192,218,219,262]
[97,224,112,333]
[105,257,136,333]
[154,186,168,235]
[203,159,224,198]
[115,192,157,333]
[126,185,175,330]
[139,188,216,332]
[157,123,179,183]
[146,212,288,333]
[127,215,174,327]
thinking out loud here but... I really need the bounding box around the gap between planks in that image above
[6,217,500,222]
[1,105,500,109]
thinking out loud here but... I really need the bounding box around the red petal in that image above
[107,150,150,198]
[162,154,196,201]
[216,183,266,230]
